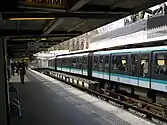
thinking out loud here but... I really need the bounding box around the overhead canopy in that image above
[0,0,167,58]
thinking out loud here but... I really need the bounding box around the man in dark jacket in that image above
[19,60,26,84]
[11,62,15,76]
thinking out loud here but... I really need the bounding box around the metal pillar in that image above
[0,37,10,125]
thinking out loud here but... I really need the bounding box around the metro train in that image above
[48,38,167,106]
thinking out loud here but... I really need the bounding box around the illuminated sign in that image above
[23,0,66,9]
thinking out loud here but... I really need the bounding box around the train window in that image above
[57,58,62,67]
[93,56,98,71]
[131,54,138,76]
[104,55,109,73]
[82,56,87,63]
[63,58,66,67]
[53,60,55,67]
[112,55,128,74]
[99,55,104,72]
[78,57,82,69]
[153,52,167,80]
[72,57,76,68]
[140,54,149,77]
[65,58,70,68]
[99,56,103,63]
[82,56,87,70]
[104,55,109,64]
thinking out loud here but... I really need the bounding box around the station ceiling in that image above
[0,0,166,58]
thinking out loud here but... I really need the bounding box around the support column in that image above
[0,37,10,125]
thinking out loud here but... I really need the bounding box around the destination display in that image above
[22,0,66,9]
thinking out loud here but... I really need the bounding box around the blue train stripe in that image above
[56,67,167,85]
[48,66,55,70]
[151,79,167,85]
[92,70,149,82]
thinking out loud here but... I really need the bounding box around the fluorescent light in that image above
[8,17,55,20]
[41,38,47,40]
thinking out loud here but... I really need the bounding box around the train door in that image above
[75,56,80,74]
[69,58,72,73]
[92,54,99,78]
[71,57,75,73]
[88,53,93,78]
[82,56,88,76]
[98,55,104,79]
[103,55,110,80]
[109,54,112,81]
[138,53,150,88]
[78,57,82,74]
[110,53,130,84]
[151,51,167,92]
[55,58,57,71]
[129,53,139,86]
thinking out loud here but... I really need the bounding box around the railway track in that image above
[37,69,167,125]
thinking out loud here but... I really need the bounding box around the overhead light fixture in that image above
[41,38,47,40]
[8,17,55,21]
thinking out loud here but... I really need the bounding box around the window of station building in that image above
[140,54,149,78]
[152,52,167,80]
[112,54,128,74]
[131,54,138,76]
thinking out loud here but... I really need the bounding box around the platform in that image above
[9,69,156,125]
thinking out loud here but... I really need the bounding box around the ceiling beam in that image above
[10,49,27,51]
[80,4,131,13]
[43,0,92,34]
[8,44,27,47]
[3,12,120,19]
[110,0,125,9]
[9,34,77,40]
[1,29,81,36]
[67,0,91,12]
[68,20,87,32]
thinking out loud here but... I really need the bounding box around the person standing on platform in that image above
[11,62,15,76]
[7,66,11,81]
[15,61,20,75]
[19,60,26,84]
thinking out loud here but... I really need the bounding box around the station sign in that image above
[20,0,66,9]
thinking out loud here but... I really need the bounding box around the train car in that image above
[48,57,56,70]
[56,52,89,76]
[92,45,167,92]
[48,36,167,105]
[53,45,167,105]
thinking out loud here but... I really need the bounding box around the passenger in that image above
[143,59,148,77]
[162,65,167,75]
[11,62,15,76]
[19,60,26,84]
[15,61,20,75]
[25,62,28,69]
[123,62,128,72]
[141,63,144,76]
[7,66,11,81]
